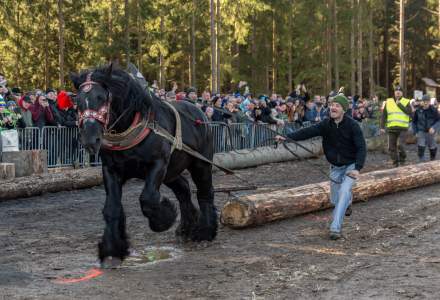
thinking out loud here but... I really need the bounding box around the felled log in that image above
[1,150,47,177]
[0,163,15,180]
[0,167,102,201]
[220,160,440,228]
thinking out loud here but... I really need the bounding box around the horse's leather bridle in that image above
[78,73,112,129]
[77,72,153,151]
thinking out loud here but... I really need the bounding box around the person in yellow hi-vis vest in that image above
[380,86,413,167]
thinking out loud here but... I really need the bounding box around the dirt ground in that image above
[2,146,440,300]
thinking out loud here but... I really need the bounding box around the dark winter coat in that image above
[287,115,367,171]
[413,106,440,133]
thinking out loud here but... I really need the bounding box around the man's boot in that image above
[430,148,437,161]
[418,146,426,162]
[399,151,407,165]
[390,151,399,168]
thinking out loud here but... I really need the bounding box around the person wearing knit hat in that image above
[275,95,366,240]
[332,95,349,111]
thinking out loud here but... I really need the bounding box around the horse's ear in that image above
[69,72,81,90]
[106,63,113,78]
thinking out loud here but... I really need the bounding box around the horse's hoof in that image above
[101,256,122,269]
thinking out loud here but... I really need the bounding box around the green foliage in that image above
[0,0,439,96]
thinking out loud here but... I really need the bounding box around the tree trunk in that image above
[357,0,363,97]
[251,16,257,89]
[216,0,221,92]
[326,0,333,93]
[384,0,390,94]
[190,0,197,87]
[124,0,130,67]
[44,0,50,90]
[288,0,293,93]
[137,0,142,72]
[399,0,405,93]
[221,161,440,228]
[333,0,339,89]
[15,1,21,87]
[209,0,217,93]
[368,6,375,98]
[58,0,65,88]
[159,15,165,89]
[272,9,277,93]
[0,168,103,202]
[350,0,356,95]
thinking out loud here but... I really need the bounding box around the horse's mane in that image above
[74,65,157,118]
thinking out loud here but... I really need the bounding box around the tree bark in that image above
[221,161,440,228]
[209,0,217,93]
[15,1,21,87]
[384,0,390,94]
[288,0,293,93]
[357,0,363,97]
[216,0,221,92]
[272,8,277,93]
[137,0,142,72]
[159,15,165,88]
[326,0,333,93]
[333,0,339,89]
[44,0,50,90]
[368,5,375,97]
[124,0,130,67]
[251,16,257,89]
[399,0,405,93]
[58,0,65,88]
[190,0,197,87]
[350,0,356,95]
[0,168,103,202]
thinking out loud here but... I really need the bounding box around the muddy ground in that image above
[2,146,440,300]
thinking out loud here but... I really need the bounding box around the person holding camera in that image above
[29,94,55,129]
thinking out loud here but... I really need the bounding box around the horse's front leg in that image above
[98,165,129,268]
[140,159,177,232]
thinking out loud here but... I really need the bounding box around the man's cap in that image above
[422,94,430,102]
[333,95,349,111]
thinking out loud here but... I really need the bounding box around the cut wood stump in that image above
[220,160,440,229]
[1,150,47,177]
[0,163,15,180]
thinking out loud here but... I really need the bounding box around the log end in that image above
[220,200,253,229]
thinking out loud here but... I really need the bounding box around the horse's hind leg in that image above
[165,175,198,242]
[188,162,217,242]
[139,159,177,232]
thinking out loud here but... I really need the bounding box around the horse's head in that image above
[70,65,114,155]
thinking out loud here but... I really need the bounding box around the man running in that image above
[276,95,366,240]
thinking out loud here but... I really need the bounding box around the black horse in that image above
[70,64,217,268]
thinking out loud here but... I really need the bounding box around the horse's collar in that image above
[101,111,154,151]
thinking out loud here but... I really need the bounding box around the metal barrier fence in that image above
[14,120,369,168]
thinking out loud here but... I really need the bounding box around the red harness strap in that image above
[101,112,154,151]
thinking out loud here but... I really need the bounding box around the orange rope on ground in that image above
[53,268,103,284]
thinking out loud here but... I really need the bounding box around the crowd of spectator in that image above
[153,83,380,130]
[0,73,78,131]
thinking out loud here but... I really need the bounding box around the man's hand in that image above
[380,128,386,135]
[346,170,360,180]
[429,127,435,135]
[274,135,286,142]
